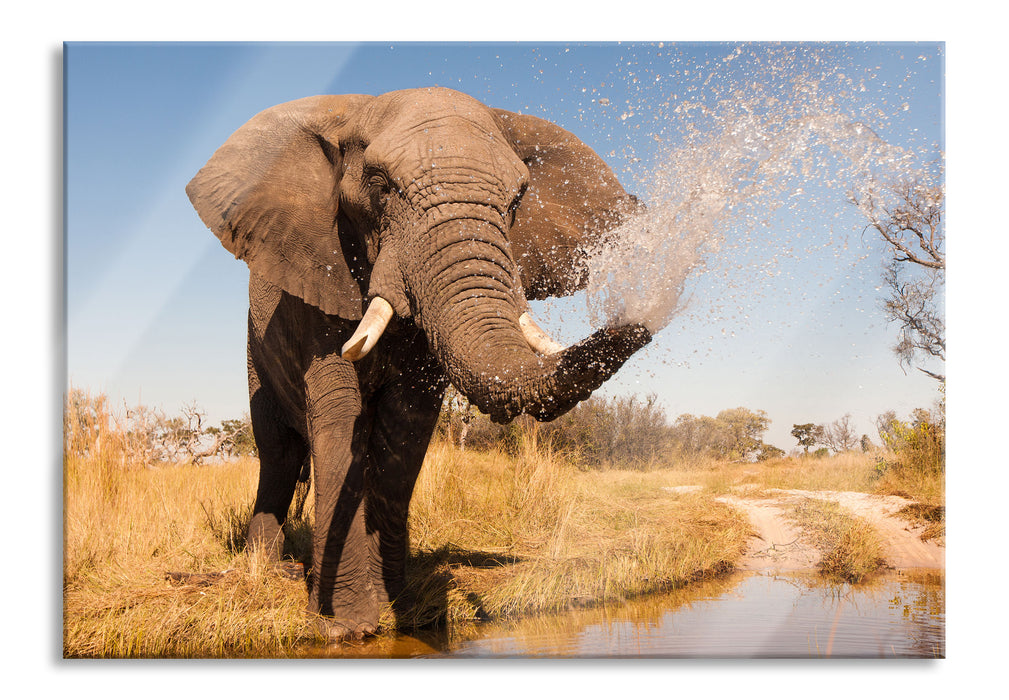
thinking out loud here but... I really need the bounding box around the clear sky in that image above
[65,41,944,452]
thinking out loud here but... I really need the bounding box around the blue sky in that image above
[65,41,944,451]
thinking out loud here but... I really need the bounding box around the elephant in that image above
[186,87,652,640]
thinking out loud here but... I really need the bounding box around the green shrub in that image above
[882,416,944,477]
[873,402,944,504]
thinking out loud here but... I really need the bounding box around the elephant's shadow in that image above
[277,520,521,633]
[394,544,524,632]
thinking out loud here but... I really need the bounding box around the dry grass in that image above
[735,452,881,494]
[664,449,942,511]
[787,498,887,583]
[873,456,945,506]
[398,438,749,630]
[896,503,945,543]
[65,388,943,656]
[64,403,327,656]
[64,392,750,657]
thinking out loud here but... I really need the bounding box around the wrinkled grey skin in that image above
[187,87,651,639]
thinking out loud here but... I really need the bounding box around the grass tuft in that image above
[788,498,886,583]
[895,503,945,542]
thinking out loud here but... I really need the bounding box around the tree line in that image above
[438,385,945,469]
[64,388,257,466]
[791,392,945,460]
[436,389,785,468]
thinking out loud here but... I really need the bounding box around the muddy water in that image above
[301,569,943,658]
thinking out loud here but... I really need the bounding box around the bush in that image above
[755,443,785,461]
[873,400,944,505]
[673,408,772,461]
[65,388,256,465]
[882,416,944,477]
[539,394,670,468]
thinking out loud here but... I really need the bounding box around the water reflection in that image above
[295,570,943,658]
[438,570,944,658]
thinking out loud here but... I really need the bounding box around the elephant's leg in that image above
[365,352,448,609]
[303,358,379,639]
[246,368,310,561]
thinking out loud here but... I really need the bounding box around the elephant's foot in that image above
[307,580,381,643]
[310,614,379,643]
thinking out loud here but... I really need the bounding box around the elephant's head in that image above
[187,87,650,422]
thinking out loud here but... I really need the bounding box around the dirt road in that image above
[714,489,945,572]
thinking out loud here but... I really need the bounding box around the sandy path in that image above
[714,489,944,572]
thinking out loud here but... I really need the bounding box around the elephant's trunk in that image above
[397,213,652,423]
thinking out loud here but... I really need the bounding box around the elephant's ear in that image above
[187,94,373,320]
[493,109,639,299]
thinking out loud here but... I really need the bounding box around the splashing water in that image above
[583,47,938,335]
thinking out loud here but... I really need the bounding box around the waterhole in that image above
[296,569,943,658]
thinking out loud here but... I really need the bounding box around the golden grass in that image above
[64,393,750,657]
[666,449,942,509]
[735,452,881,494]
[896,503,945,543]
[397,439,750,630]
[873,459,945,505]
[64,389,943,656]
[64,435,327,656]
[787,498,887,583]
[746,446,944,539]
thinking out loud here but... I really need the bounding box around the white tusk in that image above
[519,312,566,356]
[342,297,394,361]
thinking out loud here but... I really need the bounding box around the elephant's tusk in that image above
[342,297,394,361]
[519,312,566,356]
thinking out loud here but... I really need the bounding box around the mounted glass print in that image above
[64,41,944,659]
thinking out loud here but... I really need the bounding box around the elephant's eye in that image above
[364,168,392,194]
[507,184,528,222]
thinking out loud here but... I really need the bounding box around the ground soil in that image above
[713,489,945,572]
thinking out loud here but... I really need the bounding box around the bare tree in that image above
[162,401,237,465]
[181,405,259,464]
[437,386,476,450]
[823,413,858,453]
[851,173,945,382]
[205,415,256,458]
[176,401,209,462]
[855,179,944,270]
[457,399,473,451]
[881,259,945,380]
[188,430,235,464]
[123,402,167,465]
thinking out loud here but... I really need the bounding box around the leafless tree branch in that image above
[822,414,858,453]
[851,171,945,383]
[851,180,945,271]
